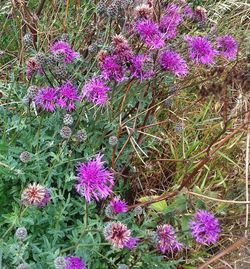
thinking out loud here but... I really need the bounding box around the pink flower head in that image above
[35,87,58,112]
[105,222,131,248]
[110,197,128,214]
[160,3,183,39]
[160,50,188,77]
[185,36,218,65]
[100,55,126,82]
[57,81,80,111]
[26,57,44,78]
[76,154,115,202]
[156,224,183,254]
[112,35,133,63]
[21,183,51,208]
[65,256,87,269]
[189,210,220,245]
[217,35,238,60]
[82,77,110,105]
[51,41,80,63]
[136,19,165,49]
[130,54,155,80]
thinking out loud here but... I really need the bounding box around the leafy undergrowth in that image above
[0,0,249,268]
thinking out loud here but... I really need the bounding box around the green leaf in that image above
[138,196,167,212]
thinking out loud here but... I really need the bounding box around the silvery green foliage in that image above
[16,264,30,269]
[118,265,129,269]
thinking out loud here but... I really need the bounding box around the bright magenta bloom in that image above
[57,81,80,111]
[185,36,218,65]
[136,19,165,49]
[217,35,238,60]
[65,256,87,269]
[82,77,111,105]
[35,87,58,112]
[110,197,128,214]
[76,154,115,202]
[189,210,220,245]
[160,50,188,77]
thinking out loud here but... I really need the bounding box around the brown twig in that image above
[37,0,47,16]
[198,237,248,269]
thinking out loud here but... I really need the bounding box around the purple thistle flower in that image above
[185,36,218,65]
[65,256,87,269]
[125,237,139,250]
[184,5,194,18]
[156,224,183,254]
[160,50,188,77]
[136,19,165,49]
[57,81,80,111]
[82,77,110,105]
[38,188,51,208]
[76,154,115,202]
[35,87,58,112]
[217,35,238,60]
[160,3,183,39]
[129,54,155,80]
[51,41,79,63]
[110,197,128,214]
[189,210,220,245]
[100,55,126,82]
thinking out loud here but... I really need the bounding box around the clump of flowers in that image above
[189,210,220,245]
[76,154,115,202]
[21,183,51,207]
[51,41,80,63]
[65,256,87,269]
[217,35,238,60]
[156,224,183,254]
[185,36,218,65]
[82,77,110,105]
